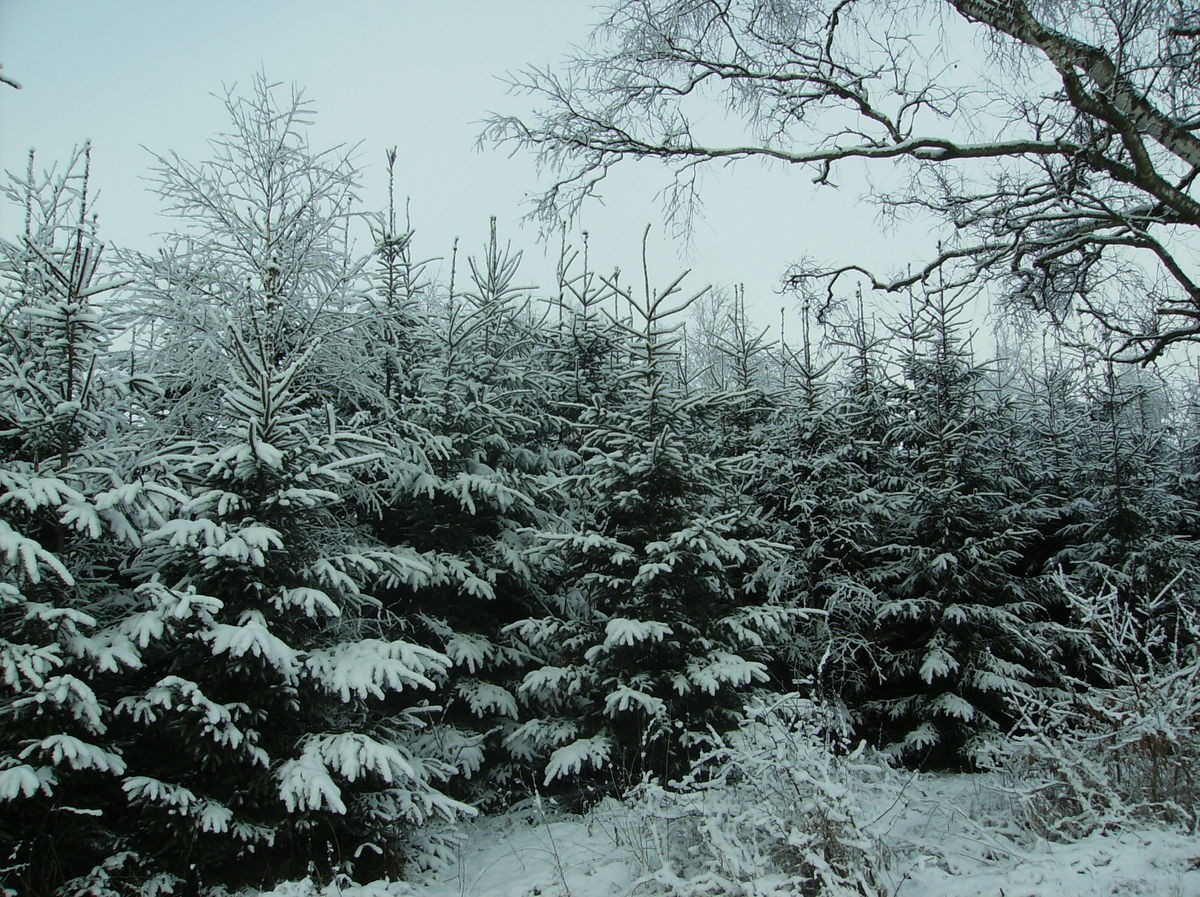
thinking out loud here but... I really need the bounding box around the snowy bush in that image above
[980,575,1200,838]
[600,694,894,896]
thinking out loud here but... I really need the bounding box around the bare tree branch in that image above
[0,64,20,90]
[484,0,1200,362]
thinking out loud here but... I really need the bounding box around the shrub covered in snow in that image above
[979,576,1200,838]
[601,694,894,896]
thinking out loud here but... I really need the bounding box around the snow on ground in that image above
[260,773,1200,897]
[878,774,1200,897]
[899,828,1200,897]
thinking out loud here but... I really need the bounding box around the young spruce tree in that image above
[114,330,463,890]
[858,287,1057,764]
[0,149,167,896]
[508,250,793,793]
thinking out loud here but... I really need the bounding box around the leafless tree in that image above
[484,0,1200,362]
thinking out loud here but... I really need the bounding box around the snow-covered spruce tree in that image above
[999,334,1200,671]
[543,229,624,415]
[112,330,463,891]
[1055,348,1200,646]
[102,77,468,888]
[682,289,837,694]
[748,293,901,701]
[0,149,168,896]
[366,219,564,806]
[854,287,1059,765]
[507,257,793,794]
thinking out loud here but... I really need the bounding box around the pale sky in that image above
[0,0,934,339]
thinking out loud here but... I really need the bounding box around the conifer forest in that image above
[3,2,1200,895]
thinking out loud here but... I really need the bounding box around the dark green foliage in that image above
[849,290,1063,763]
[0,148,170,897]
[110,333,460,891]
[509,265,794,793]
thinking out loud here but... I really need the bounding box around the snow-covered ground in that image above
[261,771,1200,897]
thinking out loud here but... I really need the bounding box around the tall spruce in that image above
[857,287,1058,764]
[752,291,899,699]
[132,74,370,438]
[115,331,462,890]
[371,219,562,804]
[1053,344,1200,659]
[104,78,470,889]
[508,250,793,793]
[0,149,167,896]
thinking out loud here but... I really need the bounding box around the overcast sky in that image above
[0,0,938,339]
